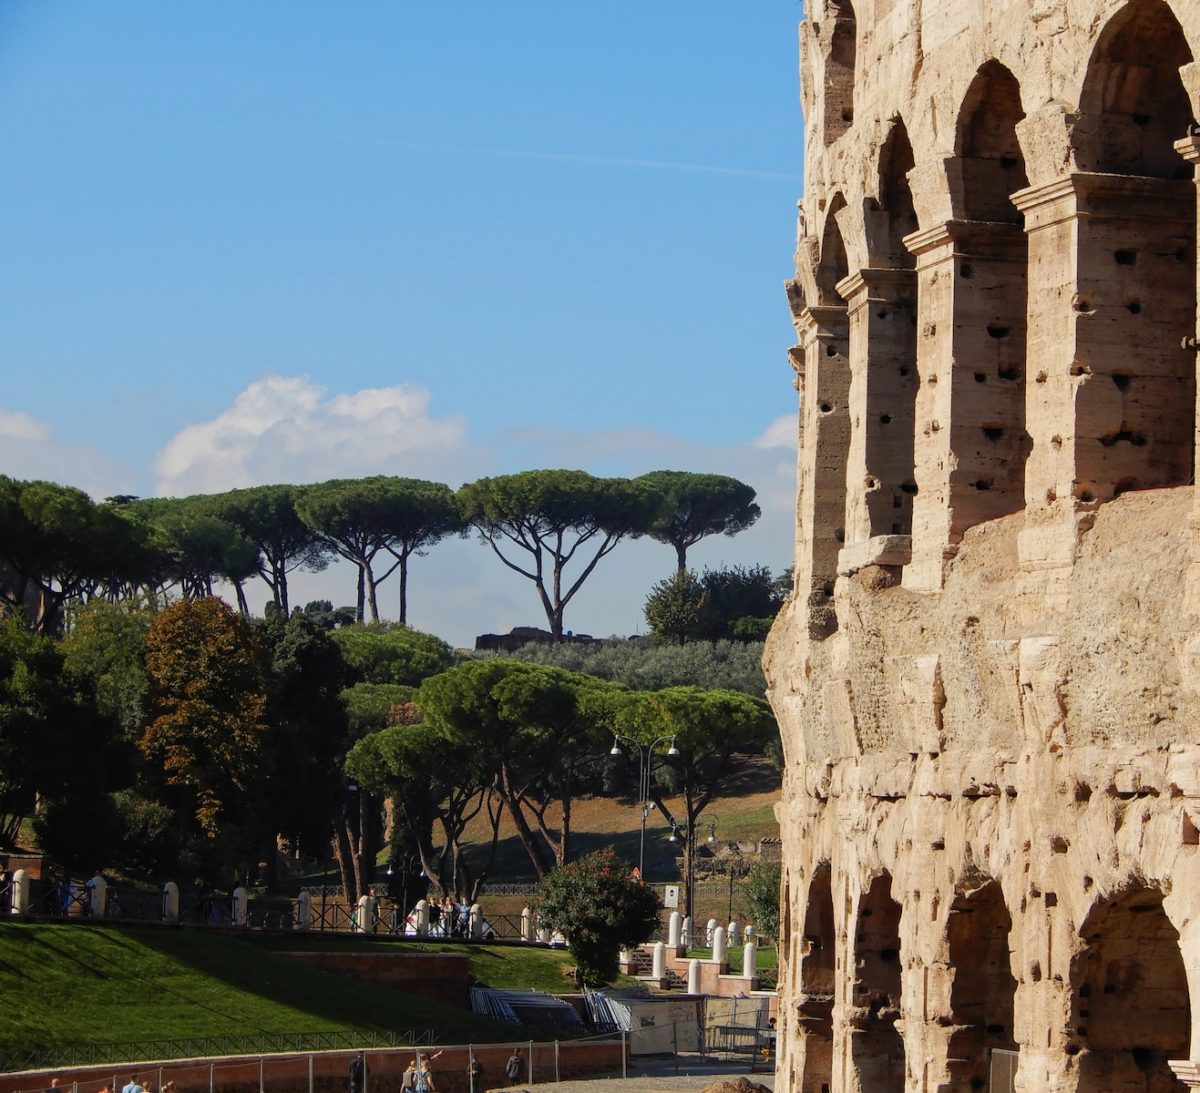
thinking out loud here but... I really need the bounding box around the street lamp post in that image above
[609,733,679,877]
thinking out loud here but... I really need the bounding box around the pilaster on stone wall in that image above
[836,268,918,577]
[1013,173,1197,601]
[903,220,1028,592]
[795,304,851,639]
[1174,134,1200,617]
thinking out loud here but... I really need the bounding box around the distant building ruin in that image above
[765,2,1200,1090]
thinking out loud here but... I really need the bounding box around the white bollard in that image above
[687,958,702,995]
[745,924,755,942]
[744,940,758,980]
[469,902,483,939]
[11,870,29,915]
[356,894,376,933]
[521,906,533,942]
[652,941,667,980]
[712,926,727,967]
[415,899,429,937]
[706,918,718,945]
[682,915,692,948]
[295,890,311,931]
[162,881,180,924]
[231,886,248,927]
[667,911,682,948]
[727,920,740,946]
[88,874,107,918]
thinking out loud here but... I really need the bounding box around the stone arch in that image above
[799,863,836,1093]
[1078,0,1195,179]
[1070,885,1190,1092]
[947,60,1030,531]
[821,0,857,146]
[1066,0,1197,505]
[944,880,1018,1093]
[816,195,850,305]
[956,60,1029,223]
[849,873,904,1093]
[878,119,918,268]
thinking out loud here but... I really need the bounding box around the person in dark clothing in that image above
[349,1051,366,1093]
[505,1048,525,1085]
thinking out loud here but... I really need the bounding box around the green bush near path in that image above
[0,923,514,1060]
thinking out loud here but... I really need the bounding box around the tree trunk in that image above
[501,767,552,878]
[356,567,365,623]
[398,556,408,625]
[675,542,687,573]
[364,566,380,623]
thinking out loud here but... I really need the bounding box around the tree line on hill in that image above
[0,468,760,639]
[0,598,778,912]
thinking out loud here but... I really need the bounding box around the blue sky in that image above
[0,2,806,646]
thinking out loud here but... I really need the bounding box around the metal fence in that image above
[0,1029,435,1074]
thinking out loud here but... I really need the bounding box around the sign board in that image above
[663,884,680,908]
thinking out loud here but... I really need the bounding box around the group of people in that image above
[349,1047,527,1091]
[117,1077,176,1093]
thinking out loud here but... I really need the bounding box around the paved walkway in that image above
[513,1054,776,1092]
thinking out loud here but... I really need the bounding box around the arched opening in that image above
[1079,0,1195,180]
[1070,0,1196,503]
[879,120,918,269]
[799,863,836,1093]
[948,61,1029,533]
[816,196,849,304]
[850,874,904,1093]
[945,880,1017,1093]
[822,0,856,145]
[1070,887,1190,1092]
[959,61,1029,223]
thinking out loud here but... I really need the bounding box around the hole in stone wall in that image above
[972,479,993,491]
[880,414,892,424]
[1183,812,1199,846]
[1036,371,1048,384]
[877,308,889,319]
[835,527,845,543]
[961,263,974,279]
[1125,300,1141,314]
[826,344,839,356]
[820,402,834,412]
[1112,374,1132,392]
[1075,783,1093,802]
[1070,363,1092,376]
[900,481,918,495]
[997,366,1020,381]
[1099,430,1148,448]
[987,325,1010,339]
[899,365,910,376]
[983,425,1004,441]
[1114,249,1138,265]
[1072,298,1093,313]
[974,372,987,383]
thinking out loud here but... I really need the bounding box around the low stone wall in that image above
[277,951,471,1008]
[0,1041,624,1093]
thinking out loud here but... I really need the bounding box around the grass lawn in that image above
[0,923,514,1060]
[252,933,593,993]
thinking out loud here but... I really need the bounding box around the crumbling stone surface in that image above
[768,2,1200,1091]
[699,1080,772,1093]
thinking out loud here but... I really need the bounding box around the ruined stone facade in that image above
[764,2,1200,1090]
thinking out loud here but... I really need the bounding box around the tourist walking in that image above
[505,1048,526,1086]
[348,1051,366,1093]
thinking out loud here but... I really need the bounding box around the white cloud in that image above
[0,408,133,498]
[753,414,796,449]
[153,374,470,495]
[0,410,50,441]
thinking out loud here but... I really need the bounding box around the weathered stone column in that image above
[1174,134,1200,616]
[1012,173,1195,603]
[836,268,919,576]
[904,221,1028,592]
[792,303,851,638]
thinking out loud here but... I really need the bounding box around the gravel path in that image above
[504,1065,776,1093]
